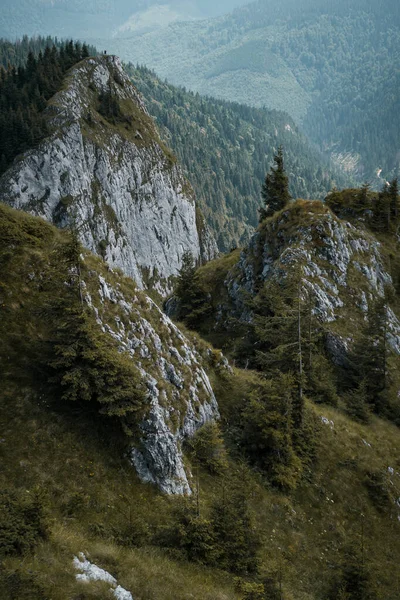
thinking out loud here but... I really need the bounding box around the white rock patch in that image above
[0,55,217,294]
[73,553,133,600]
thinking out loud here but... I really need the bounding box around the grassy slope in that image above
[1,204,400,599]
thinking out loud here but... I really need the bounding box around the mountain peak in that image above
[0,53,217,293]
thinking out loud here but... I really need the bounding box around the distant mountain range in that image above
[102,0,400,183]
[0,0,249,40]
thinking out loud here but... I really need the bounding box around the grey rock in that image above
[0,55,217,294]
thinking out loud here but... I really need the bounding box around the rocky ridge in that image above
[83,260,220,494]
[0,55,217,294]
[0,203,220,495]
[213,201,400,359]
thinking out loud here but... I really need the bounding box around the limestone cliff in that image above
[202,200,400,361]
[0,203,220,495]
[0,55,217,293]
[85,265,219,495]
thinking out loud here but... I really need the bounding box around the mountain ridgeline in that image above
[109,0,400,184]
[0,30,399,600]
[128,64,349,250]
[0,37,350,252]
[0,49,218,291]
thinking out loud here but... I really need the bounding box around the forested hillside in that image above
[0,36,97,69]
[0,38,349,251]
[129,64,349,249]
[0,0,248,40]
[2,200,400,600]
[0,39,93,176]
[109,0,400,184]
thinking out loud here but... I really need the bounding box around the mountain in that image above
[128,64,350,250]
[0,203,221,495]
[1,29,400,600]
[0,52,217,292]
[181,192,400,426]
[2,202,400,599]
[0,37,349,253]
[0,0,249,40]
[105,0,400,183]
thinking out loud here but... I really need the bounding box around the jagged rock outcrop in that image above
[219,201,400,358]
[1,203,220,495]
[84,263,219,495]
[0,55,217,293]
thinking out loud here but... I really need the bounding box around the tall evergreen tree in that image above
[347,298,390,415]
[46,232,146,427]
[175,251,211,327]
[240,374,302,490]
[259,146,291,220]
[253,273,307,428]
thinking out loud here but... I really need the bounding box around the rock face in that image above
[0,55,217,293]
[84,263,219,495]
[223,201,400,357]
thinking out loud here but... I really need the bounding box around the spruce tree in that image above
[253,273,307,428]
[348,298,389,415]
[388,178,399,225]
[46,232,146,428]
[175,251,210,327]
[210,476,260,574]
[259,146,291,220]
[241,374,302,490]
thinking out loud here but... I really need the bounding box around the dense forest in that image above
[0,38,96,176]
[129,64,349,250]
[112,0,400,184]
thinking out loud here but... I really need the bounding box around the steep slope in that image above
[190,199,400,423]
[129,64,350,250]
[0,37,349,253]
[0,203,220,494]
[0,54,217,293]
[228,202,400,342]
[105,0,400,183]
[2,205,400,599]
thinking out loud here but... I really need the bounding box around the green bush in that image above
[344,381,371,424]
[186,421,228,475]
[0,571,48,600]
[235,578,265,599]
[163,503,219,565]
[211,482,260,575]
[0,489,49,557]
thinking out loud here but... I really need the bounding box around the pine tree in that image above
[211,476,260,574]
[331,543,377,600]
[388,178,399,225]
[175,251,211,327]
[241,374,302,490]
[344,380,371,424]
[348,298,390,415]
[253,274,307,428]
[46,232,147,428]
[259,146,291,220]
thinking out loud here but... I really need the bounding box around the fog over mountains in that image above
[0,0,250,39]
[101,0,400,183]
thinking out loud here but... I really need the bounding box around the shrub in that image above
[235,579,265,600]
[162,502,219,565]
[0,489,49,557]
[344,381,371,424]
[211,483,260,575]
[186,421,228,475]
[0,571,48,600]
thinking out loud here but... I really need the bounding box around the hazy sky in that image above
[0,0,252,40]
